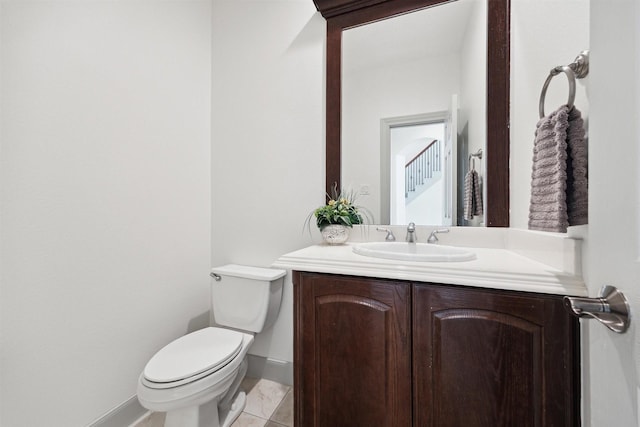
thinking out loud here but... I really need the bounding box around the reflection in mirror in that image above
[341,0,486,226]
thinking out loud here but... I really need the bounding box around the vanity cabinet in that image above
[293,271,580,427]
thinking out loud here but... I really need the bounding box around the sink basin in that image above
[353,242,476,262]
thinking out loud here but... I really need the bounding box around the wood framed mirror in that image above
[314,0,510,227]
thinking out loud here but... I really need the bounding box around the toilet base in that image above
[218,357,248,427]
[163,358,248,427]
[163,389,246,427]
[164,398,216,427]
[220,390,246,427]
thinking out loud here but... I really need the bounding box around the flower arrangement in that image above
[313,193,364,229]
[305,184,372,232]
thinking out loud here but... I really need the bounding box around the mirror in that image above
[317,0,509,227]
[342,1,485,226]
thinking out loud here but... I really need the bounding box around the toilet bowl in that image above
[136,265,286,427]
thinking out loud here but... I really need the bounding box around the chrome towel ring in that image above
[539,65,576,118]
[539,50,589,118]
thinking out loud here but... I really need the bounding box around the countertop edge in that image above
[273,246,588,297]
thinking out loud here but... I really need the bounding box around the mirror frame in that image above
[314,0,510,226]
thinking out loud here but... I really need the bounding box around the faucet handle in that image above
[376,227,396,242]
[427,228,450,244]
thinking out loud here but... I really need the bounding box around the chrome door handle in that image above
[564,286,631,333]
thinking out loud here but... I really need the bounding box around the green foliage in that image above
[314,197,363,229]
[305,184,371,231]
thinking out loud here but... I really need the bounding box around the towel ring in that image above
[539,65,576,118]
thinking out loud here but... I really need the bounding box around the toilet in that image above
[137,264,286,427]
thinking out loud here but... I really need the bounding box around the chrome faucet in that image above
[406,222,417,243]
[427,228,450,244]
[376,227,396,241]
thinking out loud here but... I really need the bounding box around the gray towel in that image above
[528,105,587,232]
[464,169,483,221]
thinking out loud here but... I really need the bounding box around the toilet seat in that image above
[142,327,244,389]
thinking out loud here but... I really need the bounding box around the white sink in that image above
[353,242,476,262]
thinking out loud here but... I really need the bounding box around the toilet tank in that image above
[210,264,286,333]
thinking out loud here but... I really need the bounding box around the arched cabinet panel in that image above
[294,272,411,427]
[430,309,542,425]
[413,284,579,427]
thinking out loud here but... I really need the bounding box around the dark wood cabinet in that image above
[293,271,579,427]
[413,284,580,427]
[293,271,411,427]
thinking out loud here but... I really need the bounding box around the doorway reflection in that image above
[391,121,447,225]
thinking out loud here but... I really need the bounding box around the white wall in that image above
[510,0,589,229]
[0,1,212,425]
[210,0,325,362]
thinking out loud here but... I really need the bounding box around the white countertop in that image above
[273,227,588,297]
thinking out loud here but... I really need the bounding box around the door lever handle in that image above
[564,286,630,333]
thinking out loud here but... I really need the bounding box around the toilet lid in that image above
[143,327,243,384]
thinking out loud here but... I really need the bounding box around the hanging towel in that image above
[528,105,587,232]
[566,107,588,226]
[463,168,483,221]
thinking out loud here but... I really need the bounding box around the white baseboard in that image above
[246,354,293,386]
[86,395,147,427]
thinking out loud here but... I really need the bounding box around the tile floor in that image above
[130,377,293,427]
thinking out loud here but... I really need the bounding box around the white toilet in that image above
[137,264,286,427]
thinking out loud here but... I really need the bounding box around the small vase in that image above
[320,224,350,245]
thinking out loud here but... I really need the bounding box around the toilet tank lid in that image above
[211,264,286,281]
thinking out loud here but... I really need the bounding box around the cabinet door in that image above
[413,284,579,427]
[293,272,411,427]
